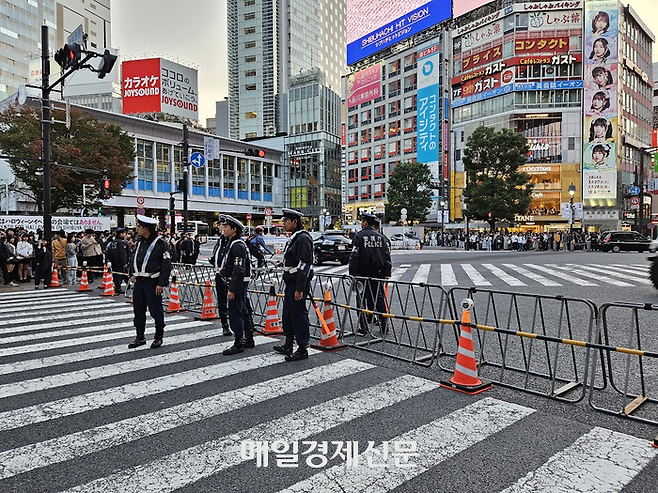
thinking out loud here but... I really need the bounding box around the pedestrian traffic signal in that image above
[244,148,265,158]
[98,206,102,217]
[100,177,111,199]
[54,43,82,70]
[169,196,175,213]
[178,177,187,193]
[97,49,118,79]
[488,212,492,219]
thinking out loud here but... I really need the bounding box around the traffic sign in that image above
[629,186,641,196]
[246,213,252,221]
[648,223,656,230]
[136,207,145,215]
[136,196,145,205]
[265,208,272,217]
[190,152,206,168]
[630,196,640,206]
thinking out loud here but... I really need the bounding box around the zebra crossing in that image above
[313,262,651,287]
[1,289,656,492]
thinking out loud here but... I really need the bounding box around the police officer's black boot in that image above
[128,336,146,349]
[222,337,244,355]
[285,344,308,362]
[221,318,232,336]
[242,328,255,348]
[273,335,294,356]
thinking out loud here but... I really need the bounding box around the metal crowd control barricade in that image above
[589,302,658,426]
[442,287,599,403]
[171,263,215,312]
[248,267,284,330]
[308,274,450,367]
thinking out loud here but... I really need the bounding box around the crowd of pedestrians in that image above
[424,230,602,252]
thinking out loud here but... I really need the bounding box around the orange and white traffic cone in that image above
[653,434,658,449]
[276,245,281,255]
[49,262,60,287]
[97,264,109,290]
[166,275,186,313]
[311,283,346,351]
[77,264,92,292]
[440,298,492,395]
[257,284,283,335]
[99,262,117,297]
[195,280,220,321]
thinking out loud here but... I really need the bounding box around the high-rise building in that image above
[0,0,111,101]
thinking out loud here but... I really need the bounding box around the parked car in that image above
[599,231,652,253]
[390,233,421,250]
[311,230,351,265]
[650,238,658,253]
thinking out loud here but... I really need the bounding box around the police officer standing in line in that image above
[273,208,313,361]
[349,213,392,335]
[108,228,130,294]
[219,215,255,355]
[128,215,172,349]
[209,215,232,337]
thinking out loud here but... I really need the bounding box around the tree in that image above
[462,126,533,231]
[385,160,433,225]
[0,105,135,213]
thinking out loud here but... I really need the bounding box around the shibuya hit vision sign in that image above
[122,58,199,121]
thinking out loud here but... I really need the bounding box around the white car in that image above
[390,233,420,250]
[650,238,658,253]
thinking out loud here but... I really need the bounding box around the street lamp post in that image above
[439,200,445,246]
[568,183,576,250]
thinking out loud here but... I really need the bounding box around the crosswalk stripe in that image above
[0,321,214,376]
[411,263,431,284]
[0,288,67,298]
[279,397,535,493]
[499,427,658,492]
[523,264,597,286]
[0,296,99,314]
[0,292,77,306]
[569,264,652,285]
[0,306,134,334]
[612,263,648,274]
[0,338,292,432]
[0,302,132,324]
[482,264,527,286]
[461,263,492,286]
[320,265,349,275]
[502,264,562,286]
[547,264,633,287]
[440,264,457,286]
[389,266,409,282]
[61,375,437,493]
[0,359,374,480]
[0,316,188,357]
[0,299,131,323]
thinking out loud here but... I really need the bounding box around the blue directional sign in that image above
[629,185,641,196]
[190,152,206,168]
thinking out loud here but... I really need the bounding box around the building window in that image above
[348,168,358,181]
[360,165,370,178]
[388,140,399,156]
[245,0,255,5]
[245,112,257,119]
[246,83,257,90]
[245,55,256,63]
[245,41,256,49]
[244,26,256,35]
[374,125,384,140]
[404,137,415,153]
[245,69,256,77]
[244,12,256,20]
[348,153,357,166]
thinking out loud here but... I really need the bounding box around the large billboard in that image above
[582,1,619,201]
[122,58,199,120]
[346,63,382,107]
[346,0,452,65]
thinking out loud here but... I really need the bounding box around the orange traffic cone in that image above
[276,245,281,254]
[417,242,421,250]
[257,284,283,335]
[653,434,658,449]
[49,262,60,287]
[440,298,492,395]
[311,284,346,351]
[166,276,186,313]
[77,266,92,292]
[98,264,109,290]
[99,262,117,297]
[195,280,220,321]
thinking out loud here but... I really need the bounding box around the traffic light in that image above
[488,212,492,219]
[244,148,265,158]
[169,195,175,213]
[100,177,111,199]
[178,177,187,193]
[54,43,82,70]
[97,49,117,79]
[98,206,102,217]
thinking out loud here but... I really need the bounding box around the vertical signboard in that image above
[583,1,619,201]
[417,42,441,169]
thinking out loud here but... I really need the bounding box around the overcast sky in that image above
[112,0,658,123]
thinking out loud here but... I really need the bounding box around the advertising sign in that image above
[416,42,441,165]
[347,63,382,107]
[583,1,619,201]
[346,0,452,65]
[122,58,199,120]
[0,216,111,233]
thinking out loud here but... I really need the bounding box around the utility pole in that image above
[182,123,189,236]
[41,25,52,240]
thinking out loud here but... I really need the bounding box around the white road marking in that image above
[0,339,300,432]
[0,302,131,324]
[279,397,534,493]
[461,263,492,286]
[568,264,652,285]
[0,359,374,480]
[0,307,134,335]
[611,264,648,274]
[499,427,658,492]
[547,264,632,287]
[61,375,437,493]
[411,264,431,284]
[440,264,457,286]
[0,296,92,313]
[0,288,67,299]
[321,265,349,275]
[523,264,597,286]
[502,264,562,287]
[389,266,409,281]
[482,264,527,286]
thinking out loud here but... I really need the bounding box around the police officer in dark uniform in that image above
[219,215,255,356]
[273,208,313,361]
[349,212,392,335]
[209,215,232,336]
[109,228,130,294]
[128,215,172,349]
